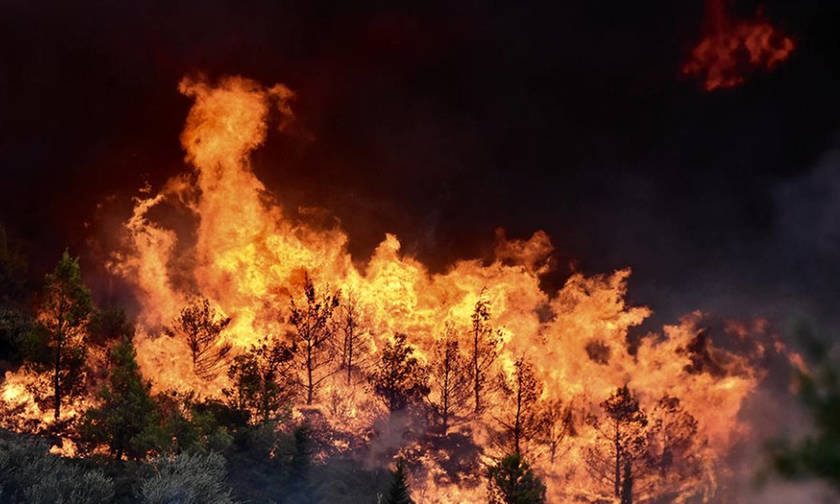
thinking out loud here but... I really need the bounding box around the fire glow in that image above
[1,75,789,502]
[683,1,794,91]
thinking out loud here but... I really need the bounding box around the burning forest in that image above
[2,2,840,503]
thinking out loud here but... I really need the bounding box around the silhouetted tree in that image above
[537,397,576,464]
[371,333,430,412]
[385,459,414,504]
[39,249,93,420]
[337,292,370,386]
[88,306,134,347]
[469,295,500,415]
[496,357,542,455]
[224,335,295,424]
[487,453,546,504]
[289,273,340,404]
[645,395,700,485]
[428,324,470,435]
[81,338,157,460]
[173,297,232,380]
[585,385,648,501]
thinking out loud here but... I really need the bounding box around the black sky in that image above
[2,0,840,331]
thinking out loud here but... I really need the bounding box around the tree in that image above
[39,249,93,420]
[337,293,370,386]
[585,386,648,501]
[81,338,158,460]
[385,459,414,504]
[496,357,542,455]
[88,305,134,347]
[469,295,500,415]
[428,324,470,435]
[224,335,295,424]
[645,395,700,485]
[371,333,430,412]
[172,297,232,380]
[537,397,575,464]
[289,272,340,404]
[487,453,546,504]
[768,330,840,490]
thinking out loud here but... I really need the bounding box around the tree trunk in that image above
[346,329,353,386]
[473,327,480,415]
[306,341,314,404]
[614,419,621,498]
[53,313,63,421]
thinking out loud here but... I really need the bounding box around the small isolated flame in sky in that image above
[684,0,794,91]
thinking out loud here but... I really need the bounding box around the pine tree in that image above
[487,453,546,504]
[429,324,470,435]
[385,459,413,504]
[81,337,157,460]
[224,335,295,424]
[496,357,542,455]
[289,272,340,404]
[172,297,232,380]
[584,386,648,500]
[371,333,429,412]
[39,249,93,420]
[469,295,500,415]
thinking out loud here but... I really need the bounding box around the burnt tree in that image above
[173,297,232,380]
[538,397,576,463]
[585,385,648,501]
[428,324,470,435]
[289,273,339,405]
[469,295,500,415]
[337,293,369,386]
[496,357,542,455]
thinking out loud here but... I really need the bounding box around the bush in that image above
[0,433,115,504]
[139,452,235,504]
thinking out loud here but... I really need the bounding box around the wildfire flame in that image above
[683,0,794,91]
[0,74,788,502]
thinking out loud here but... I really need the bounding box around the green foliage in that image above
[139,452,235,504]
[81,338,158,460]
[768,330,840,489]
[88,306,135,347]
[385,459,413,504]
[487,453,546,504]
[224,335,295,424]
[0,433,115,504]
[0,306,31,364]
[38,249,93,420]
[134,393,234,457]
[0,224,28,306]
[370,333,429,412]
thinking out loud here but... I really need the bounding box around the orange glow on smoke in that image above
[683,1,794,91]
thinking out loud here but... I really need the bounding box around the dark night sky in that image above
[2,0,840,332]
